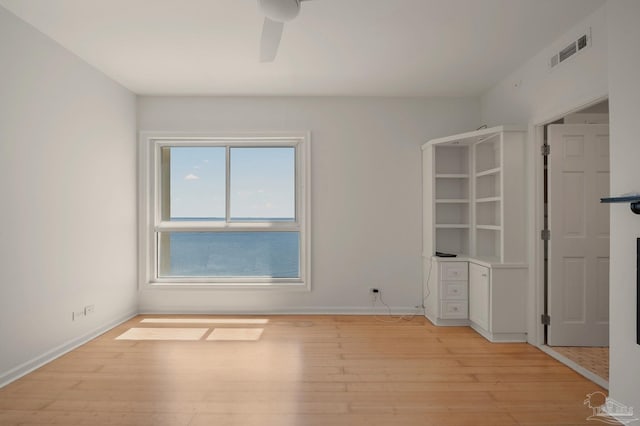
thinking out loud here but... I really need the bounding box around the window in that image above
[139,134,310,288]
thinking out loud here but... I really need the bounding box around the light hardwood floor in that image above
[0,315,613,425]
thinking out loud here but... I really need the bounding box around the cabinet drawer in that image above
[440,262,468,281]
[440,301,468,319]
[440,281,468,300]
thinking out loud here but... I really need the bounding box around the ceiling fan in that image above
[258,0,310,62]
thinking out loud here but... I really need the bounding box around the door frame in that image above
[546,123,610,346]
[528,94,609,348]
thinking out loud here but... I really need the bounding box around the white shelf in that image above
[476,172,500,199]
[476,225,501,231]
[436,199,469,204]
[435,173,469,179]
[475,197,501,203]
[475,167,501,178]
[424,125,526,265]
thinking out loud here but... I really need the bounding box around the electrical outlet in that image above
[369,288,380,303]
[72,311,84,321]
[84,305,95,315]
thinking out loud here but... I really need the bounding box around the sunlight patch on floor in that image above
[141,318,269,325]
[116,327,209,341]
[206,328,264,341]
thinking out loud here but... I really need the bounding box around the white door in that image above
[547,124,609,346]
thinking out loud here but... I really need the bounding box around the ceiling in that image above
[0,0,605,96]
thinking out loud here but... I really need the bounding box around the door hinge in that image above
[541,229,551,240]
[541,314,551,326]
[541,144,551,156]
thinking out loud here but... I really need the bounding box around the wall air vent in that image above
[559,42,577,63]
[549,29,591,69]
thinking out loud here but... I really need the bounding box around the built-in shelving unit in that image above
[422,125,528,341]
[473,133,504,261]
[422,125,526,263]
[429,144,470,256]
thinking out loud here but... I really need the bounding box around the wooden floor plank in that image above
[0,315,610,425]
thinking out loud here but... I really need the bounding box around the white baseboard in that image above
[469,323,527,343]
[424,310,470,327]
[0,310,137,389]
[137,306,424,316]
[539,344,609,389]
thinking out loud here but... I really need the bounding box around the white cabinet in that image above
[422,126,528,342]
[425,257,527,341]
[423,259,469,326]
[468,263,489,330]
[467,262,527,342]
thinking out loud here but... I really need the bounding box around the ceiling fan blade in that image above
[260,17,284,62]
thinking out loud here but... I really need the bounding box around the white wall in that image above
[138,96,479,313]
[481,0,640,411]
[0,7,137,384]
[480,6,609,348]
[606,0,640,413]
[480,7,608,126]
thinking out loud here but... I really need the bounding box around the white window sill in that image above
[144,281,310,291]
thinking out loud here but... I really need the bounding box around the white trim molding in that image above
[138,131,311,291]
[0,311,137,389]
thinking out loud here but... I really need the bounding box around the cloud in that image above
[184,173,200,180]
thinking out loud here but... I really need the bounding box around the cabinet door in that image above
[469,263,490,331]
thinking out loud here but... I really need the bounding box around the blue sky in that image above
[169,146,295,219]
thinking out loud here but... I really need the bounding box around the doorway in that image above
[542,99,610,384]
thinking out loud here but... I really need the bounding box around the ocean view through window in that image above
[139,133,310,288]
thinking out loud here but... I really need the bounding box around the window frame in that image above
[138,132,311,290]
